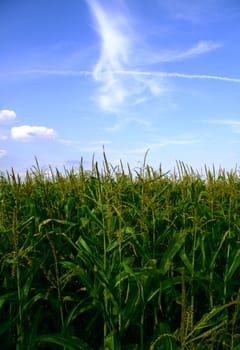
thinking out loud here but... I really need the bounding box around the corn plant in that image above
[0,154,240,349]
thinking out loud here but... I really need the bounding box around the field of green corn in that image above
[0,155,240,350]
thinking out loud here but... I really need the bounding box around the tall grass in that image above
[0,154,240,349]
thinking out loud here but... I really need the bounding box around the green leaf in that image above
[0,315,18,336]
[22,293,45,313]
[0,291,17,309]
[107,238,120,252]
[186,302,233,342]
[150,322,178,350]
[76,236,92,255]
[104,330,120,350]
[160,230,187,276]
[225,244,240,280]
[209,230,229,271]
[80,217,89,227]
[147,276,181,302]
[232,345,240,350]
[83,205,103,228]
[36,333,93,350]
[179,246,193,274]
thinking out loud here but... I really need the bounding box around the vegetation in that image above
[0,154,240,349]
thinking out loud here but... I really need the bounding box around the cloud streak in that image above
[208,119,240,133]
[0,150,7,158]
[0,135,7,140]
[152,40,222,63]
[114,70,240,83]
[11,69,92,76]
[159,0,239,24]
[8,68,240,84]
[140,137,201,152]
[105,117,151,132]
[103,136,201,159]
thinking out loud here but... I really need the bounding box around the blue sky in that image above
[1,0,240,175]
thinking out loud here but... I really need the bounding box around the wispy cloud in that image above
[208,119,240,133]
[99,136,201,166]
[131,97,149,106]
[86,0,133,111]
[58,138,80,146]
[0,132,8,140]
[3,1,230,115]
[109,136,200,154]
[11,125,57,141]
[159,0,239,23]
[105,117,151,132]
[154,138,200,148]
[58,138,110,145]
[152,41,222,63]
[86,0,226,112]
[58,138,112,152]
[138,136,201,152]
[92,140,112,146]
[0,109,17,122]
[86,0,170,111]
[0,150,7,158]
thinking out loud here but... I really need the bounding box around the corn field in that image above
[0,155,240,349]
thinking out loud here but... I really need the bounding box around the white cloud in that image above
[86,0,166,112]
[5,3,227,116]
[88,1,131,76]
[11,125,57,141]
[86,0,133,111]
[0,109,16,122]
[0,149,7,158]
[86,1,225,112]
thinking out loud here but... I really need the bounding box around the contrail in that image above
[7,69,240,83]
[13,69,92,76]
[114,70,240,83]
